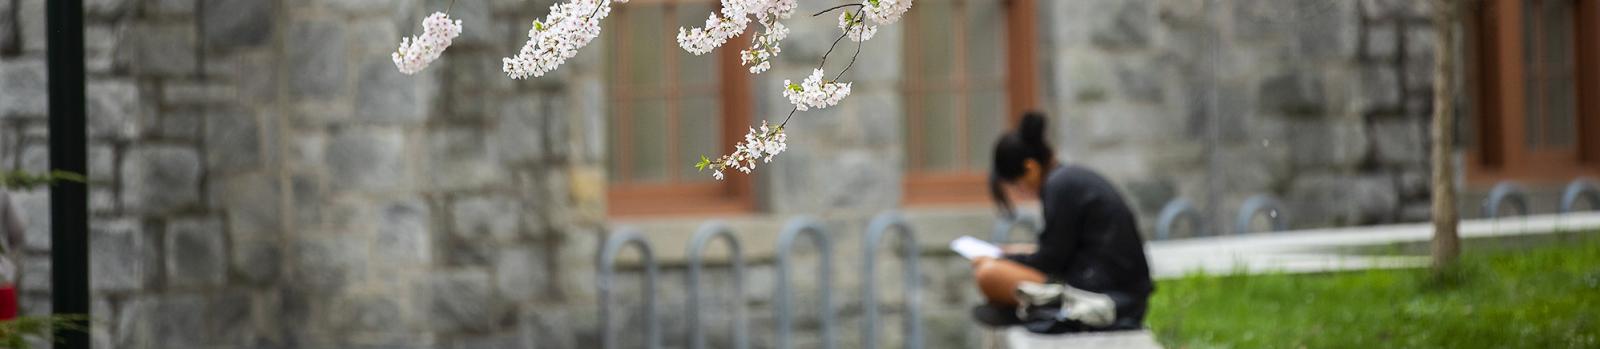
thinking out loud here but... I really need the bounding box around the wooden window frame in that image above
[1467,0,1600,186]
[901,0,1040,205]
[606,1,756,216]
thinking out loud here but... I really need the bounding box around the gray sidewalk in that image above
[1145,212,1600,278]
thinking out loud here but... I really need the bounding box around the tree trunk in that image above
[1431,0,1462,274]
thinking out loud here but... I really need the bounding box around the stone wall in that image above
[1040,0,1440,235]
[0,0,1462,348]
[3,0,609,347]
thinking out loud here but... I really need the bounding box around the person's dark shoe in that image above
[971,304,1024,327]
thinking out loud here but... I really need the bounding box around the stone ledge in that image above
[1002,328,1163,349]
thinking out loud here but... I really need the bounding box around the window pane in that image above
[677,96,721,182]
[676,2,718,89]
[965,0,1006,80]
[913,0,957,82]
[1541,0,1576,147]
[629,98,670,183]
[627,5,667,90]
[1522,0,1541,148]
[914,91,960,172]
[967,89,1007,169]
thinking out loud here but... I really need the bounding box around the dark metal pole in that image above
[46,0,90,348]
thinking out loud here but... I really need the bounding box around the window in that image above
[901,0,1039,204]
[606,0,754,216]
[1468,0,1600,184]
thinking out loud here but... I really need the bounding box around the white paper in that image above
[949,236,1001,261]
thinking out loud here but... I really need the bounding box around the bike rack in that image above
[1155,199,1205,240]
[775,218,835,349]
[598,229,659,349]
[1560,178,1600,214]
[1234,195,1288,235]
[1482,181,1529,218]
[989,212,1042,244]
[861,212,923,349]
[685,222,748,349]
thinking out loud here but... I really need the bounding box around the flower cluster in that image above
[677,0,797,74]
[838,11,876,42]
[738,18,789,73]
[502,0,626,79]
[783,69,851,111]
[696,121,787,180]
[861,0,914,25]
[392,12,464,75]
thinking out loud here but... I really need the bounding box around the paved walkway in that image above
[1145,212,1600,278]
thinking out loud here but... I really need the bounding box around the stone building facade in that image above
[0,0,1541,348]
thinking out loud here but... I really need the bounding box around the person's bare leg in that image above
[972,257,1046,307]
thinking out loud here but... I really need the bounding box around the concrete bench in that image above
[982,328,1163,349]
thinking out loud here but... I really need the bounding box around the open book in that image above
[949,236,1002,261]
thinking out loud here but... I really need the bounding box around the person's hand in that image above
[1001,243,1036,255]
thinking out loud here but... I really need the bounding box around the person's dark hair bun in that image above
[1019,111,1048,145]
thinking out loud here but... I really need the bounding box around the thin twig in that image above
[778,108,800,128]
[833,10,867,80]
[447,0,457,13]
[813,3,864,17]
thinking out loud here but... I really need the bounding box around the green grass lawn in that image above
[1148,233,1600,348]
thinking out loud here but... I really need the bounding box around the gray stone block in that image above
[19,255,47,293]
[145,0,194,15]
[202,0,273,50]
[17,0,41,52]
[427,128,502,189]
[375,198,431,265]
[11,190,48,251]
[1370,118,1425,165]
[324,0,394,13]
[129,23,197,77]
[165,217,226,288]
[85,0,128,16]
[157,111,203,140]
[326,128,408,192]
[121,145,202,213]
[85,25,123,73]
[230,237,280,285]
[87,80,140,140]
[0,58,48,117]
[288,20,346,99]
[89,144,114,182]
[19,141,45,172]
[494,246,548,302]
[119,292,255,348]
[1090,0,1151,49]
[1288,174,1399,227]
[328,294,408,335]
[1258,72,1327,117]
[1364,21,1399,59]
[419,270,506,333]
[216,172,281,238]
[205,108,263,172]
[90,218,154,292]
[1286,120,1369,170]
[356,58,427,124]
[0,0,13,52]
[1293,0,1358,60]
[1355,65,1402,114]
[493,97,546,162]
[451,195,519,241]
[291,236,366,294]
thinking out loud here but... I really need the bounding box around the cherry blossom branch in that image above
[812,3,864,17]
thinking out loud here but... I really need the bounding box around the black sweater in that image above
[1007,165,1155,303]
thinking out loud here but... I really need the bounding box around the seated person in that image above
[970,112,1155,333]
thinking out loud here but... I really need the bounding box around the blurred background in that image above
[0,0,1596,348]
